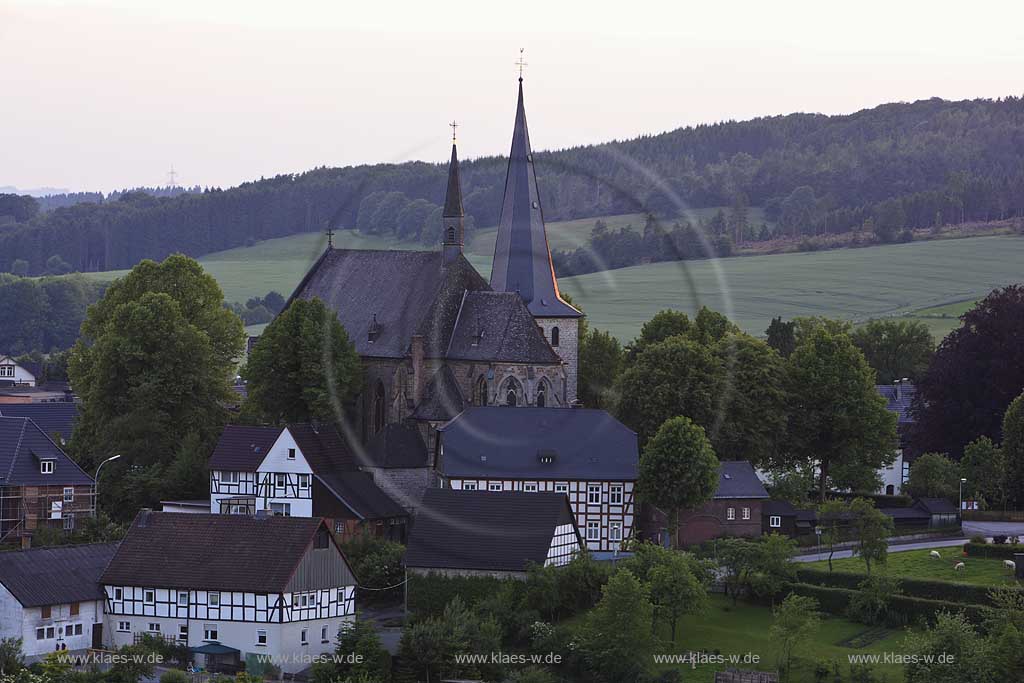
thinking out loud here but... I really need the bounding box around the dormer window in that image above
[537,449,557,465]
[287,448,296,460]
[40,460,54,474]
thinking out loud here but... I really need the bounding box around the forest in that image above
[3,95,1024,275]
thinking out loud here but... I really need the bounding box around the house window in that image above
[144,590,155,604]
[117,621,131,633]
[335,520,345,534]
[587,484,601,504]
[554,483,568,493]
[63,513,74,530]
[298,474,310,490]
[0,365,13,378]
[275,473,287,489]
[36,627,54,640]
[209,592,220,607]
[70,602,80,616]
[63,487,74,503]
[221,471,239,485]
[114,588,123,600]
[256,630,268,646]
[551,326,560,347]
[71,623,83,636]
[610,485,623,505]
[315,529,330,549]
[270,502,291,517]
[586,521,600,541]
[287,448,296,460]
[524,483,538,492]
[742,507,750,521]
[321,625,329,643]
[148,623,161,633]
[610,522,622,542]
[462,482,477,491]
[770,516,782,529]
[177,592,188,607]
[40,460,54,474]
[488,482,502,491]
[41,605,51,619]
[178,625,188,642]
[726,508,736,521]
[300,628,308,645]
[204,624,218,641]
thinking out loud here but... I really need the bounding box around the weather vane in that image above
[516,48,527,81]
[450,120,458,142]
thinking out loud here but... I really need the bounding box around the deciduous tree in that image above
[905,452,961,501]
[850,319,934,382]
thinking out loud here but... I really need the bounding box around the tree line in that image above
[5,96,1024,275]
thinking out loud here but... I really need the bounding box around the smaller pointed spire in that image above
[443,142,464,218]
[442,133,465,264]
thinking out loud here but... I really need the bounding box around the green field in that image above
[82,220,1024,343]
[804,545,1017,587]
[663,595,907,682]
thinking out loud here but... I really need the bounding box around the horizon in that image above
[4,0,1024,193]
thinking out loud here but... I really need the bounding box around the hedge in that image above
[963,541,1024,560]
[787,583,990,626]
[407,573,516,619]
[794,568,1021,607]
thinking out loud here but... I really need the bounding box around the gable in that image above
[284,531,357,592]
[0,416,93,486]
[257,428,313,475]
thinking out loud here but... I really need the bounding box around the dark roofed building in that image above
[0,403,78,445]
[875,380,917,494]
[0,542,119,657]
[436,406,638,552]
[406,489,582,577]
[0,416,95,544]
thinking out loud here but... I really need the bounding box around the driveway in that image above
[962,520,1024,538]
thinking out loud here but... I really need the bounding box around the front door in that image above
[91,623,103,649]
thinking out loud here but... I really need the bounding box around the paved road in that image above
[794,536,969,563]
[963,520,1024,538]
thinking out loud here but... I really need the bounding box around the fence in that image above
[963,510,1024,522]
[714,671,779,683]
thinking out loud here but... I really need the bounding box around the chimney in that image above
[411,335,425,405]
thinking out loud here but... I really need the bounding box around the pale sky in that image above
[3,0,1024,193]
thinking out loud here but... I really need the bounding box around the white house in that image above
[0,356,39,387]
[100,511,357,675]
[0,543,119,659]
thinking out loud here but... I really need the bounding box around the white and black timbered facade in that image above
[406,489,584,578]
[435,407,639,554]
[100,512,358,674]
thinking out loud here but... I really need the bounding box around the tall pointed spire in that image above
[490,78,581,318]
[442,134,464,264]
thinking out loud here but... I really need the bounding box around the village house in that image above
[876,379,916,495]
[405,489,583,579]
[101,512,358,675]
[208,424,407,541]
[0,542,118,659]
[0,416,95,546]
[434,406,638,553]
[0,355,40,388]
[0,403,78,446]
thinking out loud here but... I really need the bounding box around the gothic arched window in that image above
[551,326,560,347]
[446,227,456,242]
[474,375,488,406]
[536,387,546,408]
[502,376,522,407]
[373,381,386,434]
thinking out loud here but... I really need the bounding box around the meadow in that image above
[803,545,1016,587]
[81,219,1024,342]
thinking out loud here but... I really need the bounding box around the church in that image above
[284,76,639,548]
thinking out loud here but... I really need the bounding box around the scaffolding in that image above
[0,484,96,545]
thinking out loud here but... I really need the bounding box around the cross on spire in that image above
[325,227,335,249]
[449,119,458,142]
[516,48,527,82]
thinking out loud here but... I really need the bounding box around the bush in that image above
[993,534,1008,545]
[847,575,901,625]
[407,573,511,620]
[795,567,1024,607]
[964,541,1024,560]
[788,583,989,626]
[970,535,987,544]
[160,671,188,683]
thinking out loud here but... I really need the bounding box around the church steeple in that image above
[489,77,581,318]
[442,128,465,264]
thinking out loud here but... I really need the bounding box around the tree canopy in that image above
[849,319,934,383]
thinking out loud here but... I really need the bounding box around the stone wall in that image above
[535,318,579,404]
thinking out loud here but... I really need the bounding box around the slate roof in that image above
[0,542,119,607]
[100,512,349,592]
[0,416,93,486]
[876,383,916,425]
[443,144,464,218]
[489,81,581,319]
[881,506,931,520]
[208,425,282,472]
[437,407,638,480]
[405,489,580,572]
[447,291,562,363]
[289,423,357,472]
[714,461,769,500]
[316,471,408,520]
[289,249,489,359]
[412,366,466,422]
[915,497,958,515]
[762,500,797,516]
[0,402,78,441]
[364,423,430,469]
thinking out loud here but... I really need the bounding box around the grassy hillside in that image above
[83,223,1024,343]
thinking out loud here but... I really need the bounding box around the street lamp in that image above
[94,454,122,514]
[959,477,968,522]
[815,526,823,560]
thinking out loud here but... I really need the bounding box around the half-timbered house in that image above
[405,489,583,578]
[0,416,95,546]
[208,424,407,541]
[101,512,357,674]
[0,542,118,659]
[434,407,638,553]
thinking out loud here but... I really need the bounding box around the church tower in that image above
[490,76,583,403]
[442,137,465,264]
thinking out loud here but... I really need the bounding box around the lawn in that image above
[803,545,1017,587]
[660,595,908,682]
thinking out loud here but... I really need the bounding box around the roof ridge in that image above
[445,289,469,358]
[4,418,27,481]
